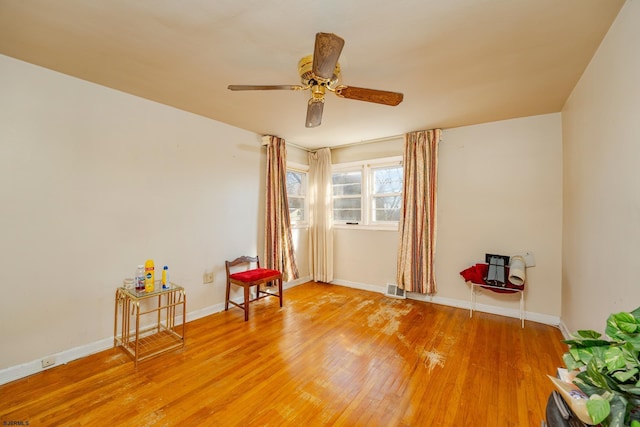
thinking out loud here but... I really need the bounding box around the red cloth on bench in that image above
[459,263,524,294]
[229,268,281,283]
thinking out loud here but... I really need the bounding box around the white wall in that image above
[561,1,640,333]
[0,55,264,372]
[437,114,563,321]
[331,114,563,322]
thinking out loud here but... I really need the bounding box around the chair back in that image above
[225,255,261,277]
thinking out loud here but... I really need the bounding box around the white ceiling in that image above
[0,0,624,149]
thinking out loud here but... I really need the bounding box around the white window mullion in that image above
[363,164,371,226]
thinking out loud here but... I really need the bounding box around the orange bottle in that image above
[144,259,155,292]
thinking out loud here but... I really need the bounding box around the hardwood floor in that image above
[0,282,566,426]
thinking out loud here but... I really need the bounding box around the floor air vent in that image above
[385,283,406,299]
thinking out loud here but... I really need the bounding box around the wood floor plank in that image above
[0,282,565,426]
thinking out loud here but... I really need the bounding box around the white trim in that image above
[286,161,309,172]
[333,224,398,231]
[414,293,560,326]
[286,166,309,227]
[0,337,113,386]
[330,134,404,149]
[558,320,572,339]
[330,279,385,294]
[0,277,309,386]
[330,279,561,327]
[332,156,402,170]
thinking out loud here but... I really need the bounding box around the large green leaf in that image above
[612,368,638,383]
[630,306,640,322]
[586,360,614,390]
[607,312,639,339]
[606,347,627,371]
[564,338,614,348]
[618,383,640,395]
[615,333,640,352]
[577,329,604,339]
[586,394,611,425]
[592,346,611,370]
[607,394,629,427]
[567,346,595,365]
[564,352,585,370]
[622,342,640,367]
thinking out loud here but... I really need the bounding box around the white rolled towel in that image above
[509,256,526,285]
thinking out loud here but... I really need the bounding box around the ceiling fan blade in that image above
[305,99,324,128]
[335,85,404,106]
[312,33,345,81]
[227,85,304,91]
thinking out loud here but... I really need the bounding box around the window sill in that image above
[333,224,398,232]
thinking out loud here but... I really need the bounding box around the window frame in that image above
[332,167,364,224]
[332,156,403,231]
[286,162,309,229]
[369,163,404,225]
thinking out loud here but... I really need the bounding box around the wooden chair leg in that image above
[225,280,231,311]
[243,285,250,321]
[278,277,283,307]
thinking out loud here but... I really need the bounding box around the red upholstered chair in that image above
[225,256,283,321]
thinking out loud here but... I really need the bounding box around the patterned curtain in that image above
[264,136,299,282]
[308,148,333,283]
[396,129,441,294]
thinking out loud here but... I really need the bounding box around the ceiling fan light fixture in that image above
[306,98,324,128]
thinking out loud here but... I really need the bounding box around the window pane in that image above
[287,171,305,197]
[288,197,304,222]
[333,197,361,221]
[373,166,403,194]
[332,171,362,196]
[372,196,401,222]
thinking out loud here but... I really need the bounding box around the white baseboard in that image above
[0,276,310,386]
[330,279,561,327]
[558,320,571,339]
[0,337,113,386]
[330,279,385,294]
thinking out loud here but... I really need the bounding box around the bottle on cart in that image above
[145,259,155,292]
[135,265,145,291]
[162,265,169,289]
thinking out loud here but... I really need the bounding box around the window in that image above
[286,168,307,225]
[332,157,403,228]
[332,170,362,222]
[371,165,403,223]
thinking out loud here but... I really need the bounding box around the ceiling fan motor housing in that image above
[298,54,340,89]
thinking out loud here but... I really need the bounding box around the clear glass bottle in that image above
[135,265,145,291]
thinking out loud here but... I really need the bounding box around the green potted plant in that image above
[561,307,640,427]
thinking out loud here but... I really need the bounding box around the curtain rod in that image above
[263,130,444,152]
[264,134,404,152]
[330,134,404,150]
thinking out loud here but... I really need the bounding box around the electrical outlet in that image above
[203,272,214,284]
[41,356,55,369]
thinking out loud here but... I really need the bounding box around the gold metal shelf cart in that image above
[114,283,186,365]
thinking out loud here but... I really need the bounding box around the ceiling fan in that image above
[228,32,404,128]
